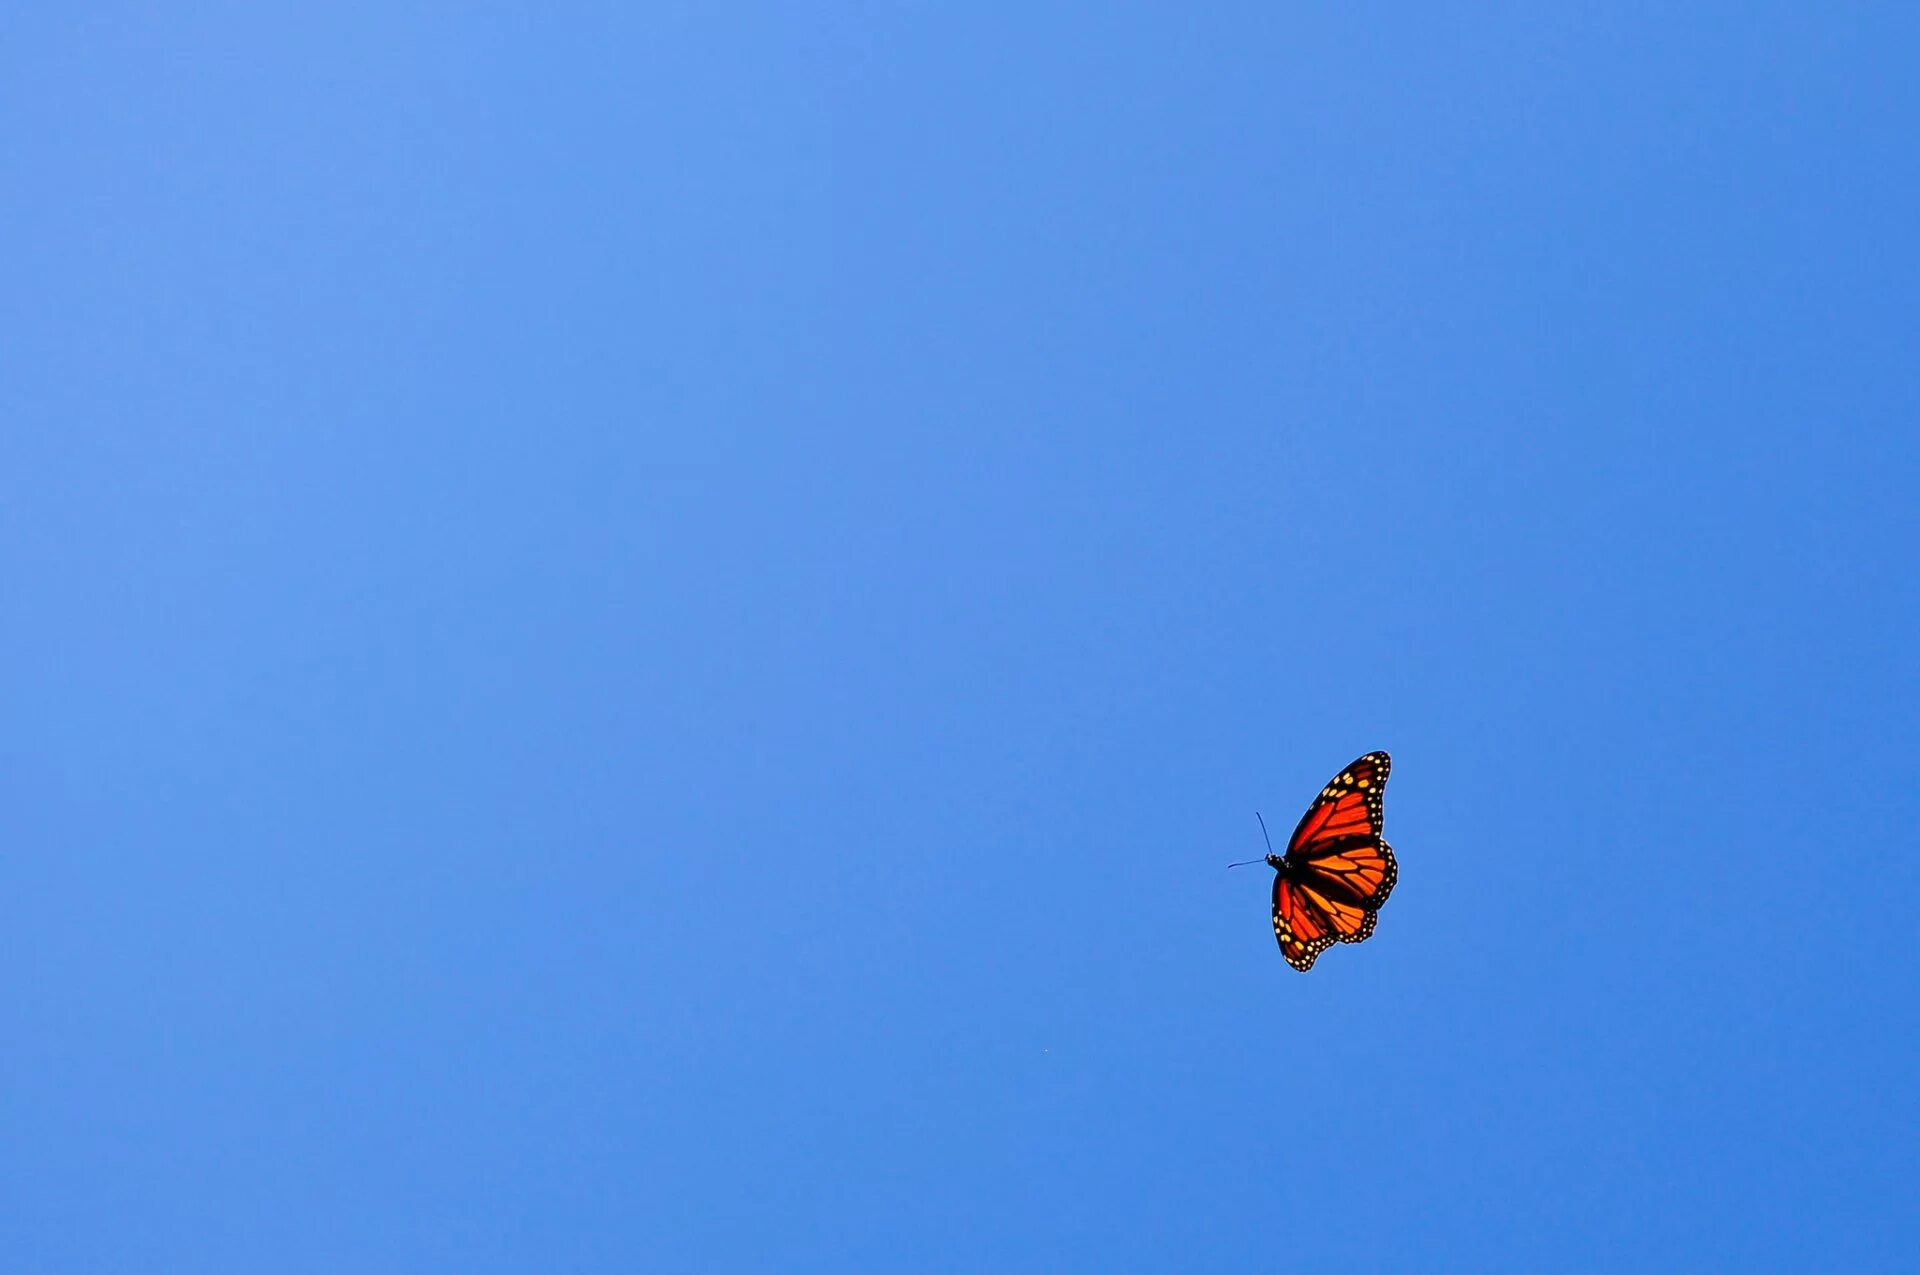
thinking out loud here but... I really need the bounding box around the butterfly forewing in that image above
[1286,752,1389,853]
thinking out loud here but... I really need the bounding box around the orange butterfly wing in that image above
[1271,752,1397,970]
[1272,876,1338,971]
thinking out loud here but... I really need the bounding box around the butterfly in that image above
[1265,751,1398,971]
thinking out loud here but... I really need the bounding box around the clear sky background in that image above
[5,5,1917,1271]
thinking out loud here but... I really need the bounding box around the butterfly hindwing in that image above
[1297,838,1397,912]
[1293,877,1373,940]
[1272,876,1337,971]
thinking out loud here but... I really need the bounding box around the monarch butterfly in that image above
[1262,752,1398,971]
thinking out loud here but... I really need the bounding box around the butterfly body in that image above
[1268,751,1398,971]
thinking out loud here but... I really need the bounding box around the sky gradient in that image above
[5,5,1917,1270]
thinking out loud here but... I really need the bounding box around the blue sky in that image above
[4,5,1916,1270]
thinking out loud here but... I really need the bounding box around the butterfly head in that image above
[1266,852,1286,872]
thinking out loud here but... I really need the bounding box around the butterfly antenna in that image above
[1228,812,1278,869]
